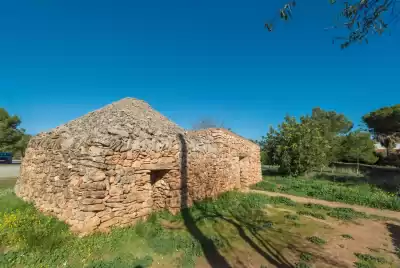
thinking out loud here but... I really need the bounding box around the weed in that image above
[354,253,386,264]
[341,234,353,239]
[299,252,313,262]
[327,207,368,221]
[284,214,299,221]
[303,203,332,211]
[0,188,285,267]
[269,196,297,206]
[298,210,326,220]
[354,262,374,268]
[295,261,311,268]
[395,247,400,258]
[307,236,326,246]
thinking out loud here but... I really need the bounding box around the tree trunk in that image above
[356,157,359,175]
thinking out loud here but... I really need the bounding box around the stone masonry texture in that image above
[15,98,261,234]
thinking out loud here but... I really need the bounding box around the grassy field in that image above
[253,166,400,211]
[1,178,400,267]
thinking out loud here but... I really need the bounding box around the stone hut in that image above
[16,98,261,234]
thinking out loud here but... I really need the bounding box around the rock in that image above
[91,170,106,182]
[107,127,129,138]
[83,204,106,212]
[85,216,101,228]
[105,202,124,208]
[109,185,123,196]
[16,98,262,235]
[83,191,107,199]
[99,217,121,229]
[81,198,103,205]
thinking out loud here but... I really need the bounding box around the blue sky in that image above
[1,0,399,140]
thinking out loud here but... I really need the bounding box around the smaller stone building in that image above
[16,98,261,234]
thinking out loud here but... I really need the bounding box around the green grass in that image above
[295,261,311,268]
[327,207,368,221]
[341,234,353,239]
[297,210,326,220]
[306,236,326,246]
[354,253,386,264]
[0,185,308,268]
[284,214,299,221]
[354,252,387,268]
[299,252,313,262]
[253,174,400,211]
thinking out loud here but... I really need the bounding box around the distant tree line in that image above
[0,108,31,159]
[256,105,400,176]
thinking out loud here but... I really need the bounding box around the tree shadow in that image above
[316,163,400,194]
[386,223,400,250]
[178,133,232,268]
[195,209,294,268]
[178,133,296,267]
[262,165,284,176]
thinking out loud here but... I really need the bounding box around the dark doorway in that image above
[150,169,170,210]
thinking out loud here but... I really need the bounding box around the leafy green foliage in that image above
[306,236,326,245]
[363,104,400,154]
[263,115,330,176]
[363,104,400,137]
[262,108,355,176]
[253,175,400,211]
[311,107,353,135]
[339,131,378,166]
[0,108,31,156]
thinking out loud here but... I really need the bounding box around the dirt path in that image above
[247,189,400,221]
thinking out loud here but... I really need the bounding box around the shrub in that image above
[341,234,353,239]
[354,253,386,264]
[307,236,326,245]
[300,252,313,262]
[295,261,311,268]
[284,214,299,221]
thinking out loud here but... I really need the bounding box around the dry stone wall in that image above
[16,98,261,234]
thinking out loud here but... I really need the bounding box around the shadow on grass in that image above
[261,163,400,194]
[262,166,285,177]
[179,135,295,267]
[386,223,400,250]
[195,208,294,268]
[179,134,232,267]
